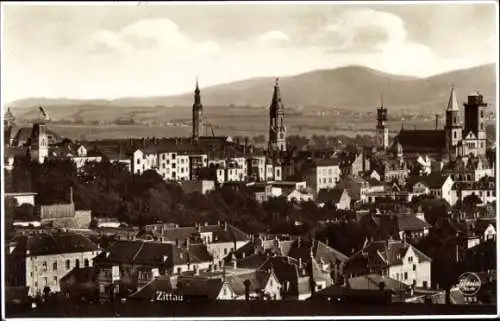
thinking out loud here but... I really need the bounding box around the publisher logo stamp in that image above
[457,272,482,296]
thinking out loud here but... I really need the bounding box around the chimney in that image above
[194,265,199,276]
[298,258,303,269]
[224,222,228,231]
[185,238,190,249]
[175,239,180,247]
[435,114,439,130]
[297,236,302,248]
[232,258,237,269]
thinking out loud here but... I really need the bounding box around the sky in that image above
[2,1,498,102]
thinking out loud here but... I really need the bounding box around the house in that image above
[92,239,213,299]
[407,174,454,205]
[179,180,216,195]
[317,187,351,210]
[5,230,101,297]
[344,239,432,289]
[230,236,349,296]
[450,176,496,206]
[286,188,315,203]
[359,213,432,242]
[474,218,496,242]
[138,222,250,264]
[302,159,341,193]
[5,192,37,207]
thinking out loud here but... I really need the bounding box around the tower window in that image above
[480,110,484,118]
[453,116,457,123]
[453,132,457,139]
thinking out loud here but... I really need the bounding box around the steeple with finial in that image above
[192,77,203,143]
[445,84,462,157]
[268,77,286,152]
[376,92,389,150]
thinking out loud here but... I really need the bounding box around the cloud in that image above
[315,8,408,53]
[260,30,290,45]
[86,18,221,56]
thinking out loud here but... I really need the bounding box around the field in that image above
[17,105,447,142]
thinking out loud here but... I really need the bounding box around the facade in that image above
[268,78,287,153]
[6,231,101,297]
[407,174,454,205]
[303,159,341,193]
[344,240,432,289]
[93,240,213,299]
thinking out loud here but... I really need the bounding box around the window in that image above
[75,259,80,268]
[423,281,428,289]
[136,158,140,165]
[53,262,57,271]
[413,280,417,287]
[224,248,228,256]
[223,288,228,296]
[413,264,416,271]
[480,110,484,118]
[454,131,457,139]
[404,272,408,280]
[42,261,47,272]
[396,273,399,280]
[408,256,413,263]
[84,259,90,267]
[53,276,58,283]
[44,277,48,286]
[177,267,181,274]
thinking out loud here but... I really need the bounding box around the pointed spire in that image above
[195,77,200,94]
[447,85,459,111]
[4,107,14,123]
[380,93,384,108]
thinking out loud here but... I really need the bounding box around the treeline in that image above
[5,159,346,235]
[235,134,376,149]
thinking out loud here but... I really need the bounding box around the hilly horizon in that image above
[8,63,496,119]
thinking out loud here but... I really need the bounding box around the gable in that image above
[463,131,477,140]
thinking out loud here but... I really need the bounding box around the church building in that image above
[383,87,489,161]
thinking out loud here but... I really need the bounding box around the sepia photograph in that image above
[1,1,498,319]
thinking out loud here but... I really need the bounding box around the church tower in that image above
[30,106,49,164]
[192,79,203,143]
[445,86,462,157]
[268,78,286,152]
[376,95,389,150]
[463,92,488,157]
[4,107,15,147]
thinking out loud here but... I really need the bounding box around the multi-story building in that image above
[6,230,101,297]
[302,159,341,193]
[93,239,213,299]
[450,176,496,206]
[344,239,432,289]
[407,174,454,205]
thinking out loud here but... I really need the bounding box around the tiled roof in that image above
[345,240,431,271]
[226,270,270,296]
[407,173,450,189]
[129,276,175,300]
[393,130,447,154]
[317,188,347,204]
[176,277,224,299]
[94,240,213,267]
[347,274,409,293]
[9,231,99,257]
